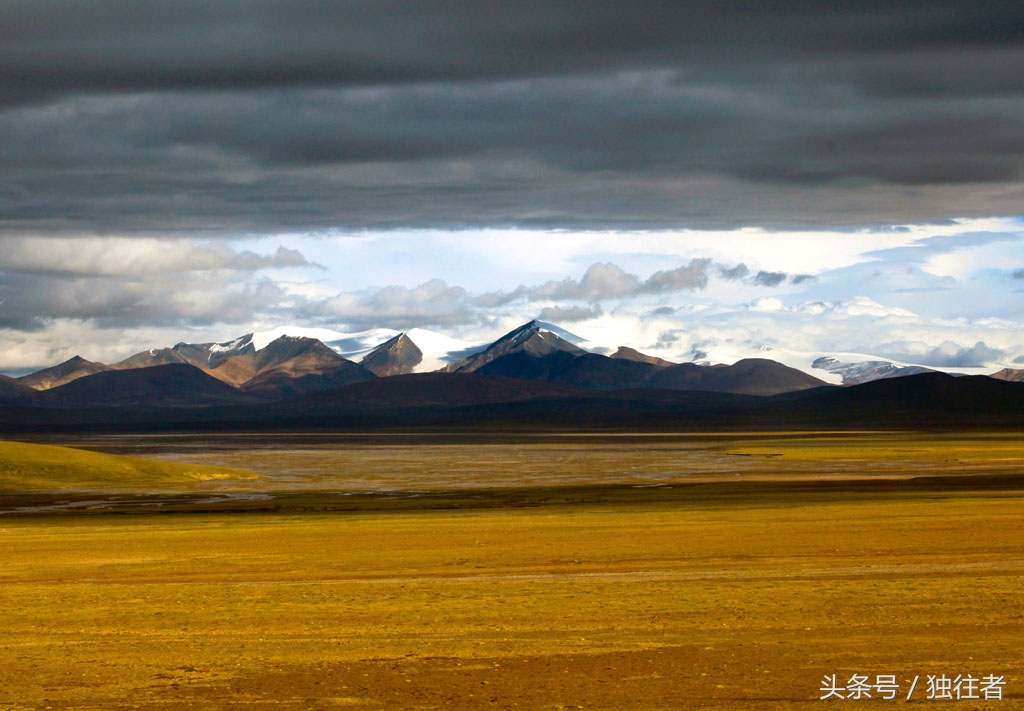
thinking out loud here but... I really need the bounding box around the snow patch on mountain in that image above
[406,329,484,372]
[677,345,846,385]
[209,333,253,355]
[811,356,935,385]
[324,329,402,360]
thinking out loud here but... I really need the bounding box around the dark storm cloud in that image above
[1,1,1023,234]
[5,1,1022,102]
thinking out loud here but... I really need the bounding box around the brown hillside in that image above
[18,356,110,390]
[989,367,1024,383]
[610,346,675,367]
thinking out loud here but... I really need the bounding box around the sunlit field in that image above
[1,432,1021,709]
[0,440,258,492]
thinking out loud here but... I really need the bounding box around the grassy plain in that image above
[0,432,1022,709]
[0,440,259,492]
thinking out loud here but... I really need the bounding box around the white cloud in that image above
[521,262,643,301]
[795,301,829,315]
[834,297,916,319]
[265,224,937,294]
[749,297,785,313]
[922,236,1024,279]
[0,238,316,276]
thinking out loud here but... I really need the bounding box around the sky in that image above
[2,2,1024,374]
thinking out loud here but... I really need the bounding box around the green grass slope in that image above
[0,440,260,491]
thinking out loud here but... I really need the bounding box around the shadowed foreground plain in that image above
[0,433,1022,709]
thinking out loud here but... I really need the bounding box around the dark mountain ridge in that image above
[1,371,1022,433]
[449,322,827,395]
[34,363,260,409]
[26,334,378,401]
[0,374,38,406]
[3,321,1021,431]
[650,358,827,396]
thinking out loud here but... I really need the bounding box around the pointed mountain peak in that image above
[361,333,424,377]
[60,354,105,369]
[388,333,423,352]
[446,321,587,373]
[496,320,543,344]
[17,354,111,391]
[381,332,412,346]
[256,335,345,370]
[514,321,584,350]
[493,320,585,348]
[241,336,374,399]
[47,354,100,371]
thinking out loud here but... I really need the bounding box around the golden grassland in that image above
[726,431,1024,463]
[0,441,259,492]
[0,432,1022,709]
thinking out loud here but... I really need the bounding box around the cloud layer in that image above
[0,239,311,331]
[1,2,1023,233]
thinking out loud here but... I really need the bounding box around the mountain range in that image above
[2,320,1023,430]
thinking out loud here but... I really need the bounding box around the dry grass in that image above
[0,440,259,492]
[728,432,1024,463]
[1,431,1022,709]
[49,430,1024,492]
